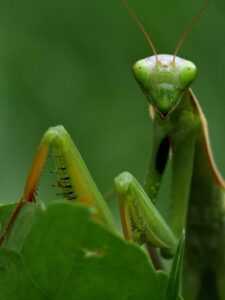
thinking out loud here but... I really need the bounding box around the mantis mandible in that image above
[0,0,224,299]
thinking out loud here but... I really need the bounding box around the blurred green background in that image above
[0,0,224,220]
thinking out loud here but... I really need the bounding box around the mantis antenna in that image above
[173,0,212,61]
[123,0,158,62]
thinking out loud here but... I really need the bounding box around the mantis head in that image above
[124,0,211,118]
[133,55,197,118]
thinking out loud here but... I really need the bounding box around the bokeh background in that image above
[0,0,224,222]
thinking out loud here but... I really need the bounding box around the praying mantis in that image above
[0,0,224,299]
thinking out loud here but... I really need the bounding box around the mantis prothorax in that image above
[0,0,224,299]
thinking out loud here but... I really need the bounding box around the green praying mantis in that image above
[0,0,224,299]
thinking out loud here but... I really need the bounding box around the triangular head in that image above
[133,54,197,119]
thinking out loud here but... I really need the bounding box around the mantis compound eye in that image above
[132,59,152,89]
[179,61,197,88]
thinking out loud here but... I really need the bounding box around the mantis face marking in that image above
[133,54,197,118]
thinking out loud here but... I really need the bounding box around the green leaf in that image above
[0,201,168,300]
[166,233,185,300]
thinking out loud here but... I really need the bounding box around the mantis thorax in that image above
[133,55,197,119]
